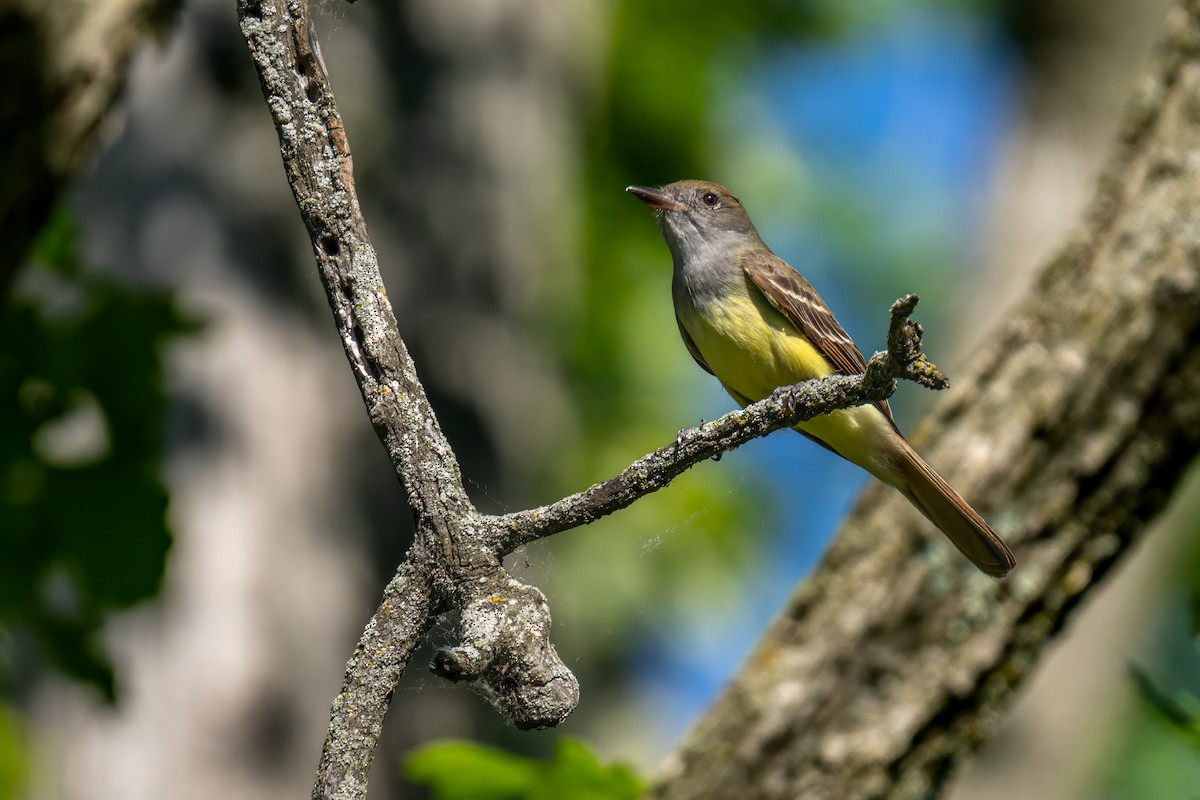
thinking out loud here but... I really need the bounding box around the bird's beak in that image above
[626,185,687,212]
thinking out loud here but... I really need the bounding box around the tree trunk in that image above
[654,3,1200,798]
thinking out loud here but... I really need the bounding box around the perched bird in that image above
[627,179,1014,577]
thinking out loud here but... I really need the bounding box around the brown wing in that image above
[676,313,715,376]
[740,249,895,425]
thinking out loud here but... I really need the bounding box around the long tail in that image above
[892,439,1015,577]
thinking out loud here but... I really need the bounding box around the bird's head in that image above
[626,180,762,261]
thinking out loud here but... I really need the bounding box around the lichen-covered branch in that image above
[493,295,937,550]
[239,1,473,796]
[238,0,466,522]
[316,563,434,800]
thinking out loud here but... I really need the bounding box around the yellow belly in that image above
[678,278,897,479]
[684,283,831,397]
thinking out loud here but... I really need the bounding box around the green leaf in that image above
[405,739,643,800]
[1,209,198,699]
[0,703,30,799]
[28,206,82,277]
[530,739,642,800]
[406,741,536,800]
[1129,664,1200,747]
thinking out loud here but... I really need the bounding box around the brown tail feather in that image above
[893,440,1015,578]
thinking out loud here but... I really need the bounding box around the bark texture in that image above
[653,4,1200,798]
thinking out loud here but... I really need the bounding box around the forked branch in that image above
[238,3,960,799]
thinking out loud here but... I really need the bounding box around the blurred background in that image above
[3,0,1199,797]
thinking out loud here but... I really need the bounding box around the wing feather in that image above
[741,249,895,425]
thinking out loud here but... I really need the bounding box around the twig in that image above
[493,295,940,550]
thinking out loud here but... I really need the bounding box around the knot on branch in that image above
[430,579,579,730]
[877,294,948,391]
[768,294,948,423]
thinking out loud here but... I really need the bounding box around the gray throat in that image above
[661,219,749,310]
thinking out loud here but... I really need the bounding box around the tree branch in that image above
[494,294,940,549]
[315,562,434,800]
[239,3,474,796]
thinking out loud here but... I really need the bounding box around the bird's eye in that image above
[701,192,719,207]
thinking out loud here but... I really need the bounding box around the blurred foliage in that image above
[1085,511,1200,800]
[406,738,642,800]
[0,210,195,700]
[0,702,28,799]
[1130,665,1200,747]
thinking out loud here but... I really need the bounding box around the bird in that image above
[627,179,1014,577]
